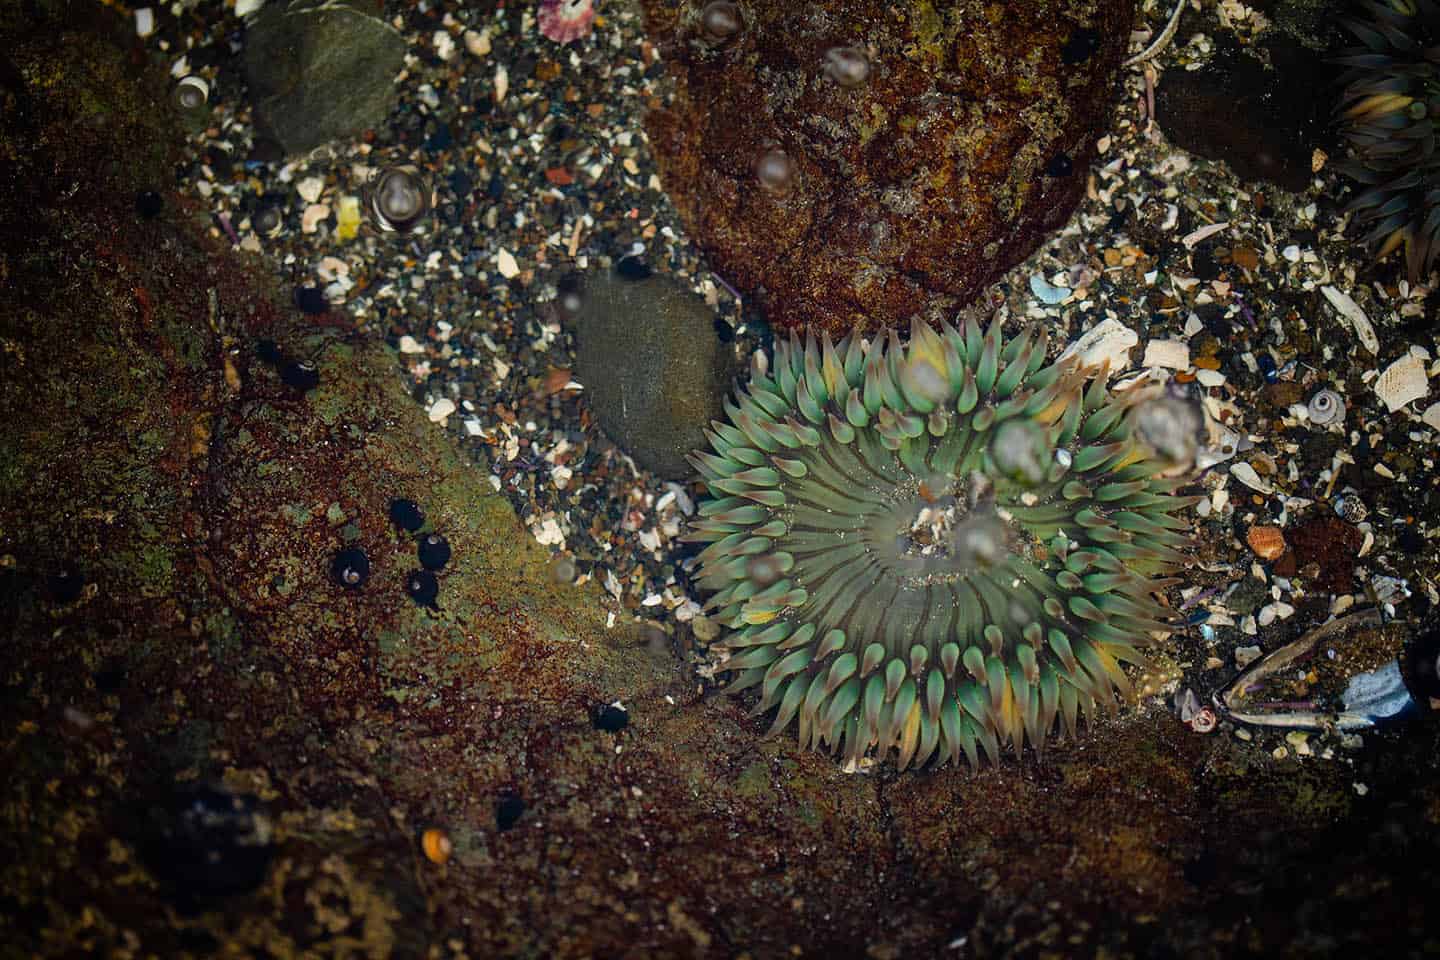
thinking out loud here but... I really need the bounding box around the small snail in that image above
[755,148,793,194]
[1307,388,1345,425]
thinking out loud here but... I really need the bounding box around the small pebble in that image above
[293,286,328,315]
[823,46,870,87]
[700,1,743,43]
[421,827,452,865]
[300,203,330,234]
[136,190,164,219]
[427,398,456,423]
[48,566,85,604]
[495,794,525,832]
[255,339,283,365]
[1044,153,1074,177]
[496,249,520,278]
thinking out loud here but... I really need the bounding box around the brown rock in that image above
[1288,515,1364,594]
[642,0,1133,334]
[1261,380,1304,410]
[1153,36,1331,191]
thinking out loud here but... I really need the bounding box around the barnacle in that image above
[684,315,1199,770]
[1335,0,1440,281]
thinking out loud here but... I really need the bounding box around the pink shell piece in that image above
[539,0,597,44]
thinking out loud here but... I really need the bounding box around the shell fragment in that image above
[1320,285,1379,355]
[1374,353,1429,413]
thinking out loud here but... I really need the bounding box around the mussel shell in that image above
[1218,609,1417,731]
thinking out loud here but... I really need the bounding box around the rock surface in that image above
[1155,35,1332,192]
[642,0,1134,334]
[572,269,740,479]
[1,10,1439,960]
[243,0,405,155]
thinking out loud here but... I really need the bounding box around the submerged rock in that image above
[572,270,740,478]
[138,785,275,909]
[1155,36,1331,191]
[243,0,405,155]
[642,0,1134,333]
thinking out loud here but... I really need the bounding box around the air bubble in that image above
[172,75,209,113]
[990,419,1048,486]
[700,1,743,43]
[823,46,870,87]
[366,165,432,233]
[1132,393,1204,470]
[755,148,793,194]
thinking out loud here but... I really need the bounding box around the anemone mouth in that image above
[684,313,1200,771]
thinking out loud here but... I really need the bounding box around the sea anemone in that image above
[538,0,597,44]
[684,315,1198,770]
[1335,0,1440,281]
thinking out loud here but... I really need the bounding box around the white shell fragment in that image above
[1230,461,1272,494]
[297,176,325,204]
[1182,221,1229,248]
[1234,645,1263,669]
[496,248,520,279]
[464,28,492,56]
[301,203,330,234]
[427,398,457,423]
[1196,423,1240,471]
[494,64,509,104]
[1142,339,1190,370]
[1373,353,1429,412]
[1423,402,1440,432]
[433,29,456,61]
[1028,273,1070,305]
[135,7,155,36]
[1320,285,1379,355]
[1058,319,1138,375]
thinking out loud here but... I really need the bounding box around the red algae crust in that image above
[642,0,1135,334]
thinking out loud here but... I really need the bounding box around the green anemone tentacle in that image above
[688,316,1196,770]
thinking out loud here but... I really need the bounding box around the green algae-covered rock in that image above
[243,0,405,155]
[573,269,740,479]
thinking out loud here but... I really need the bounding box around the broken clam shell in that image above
[1218,609,1422,731]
